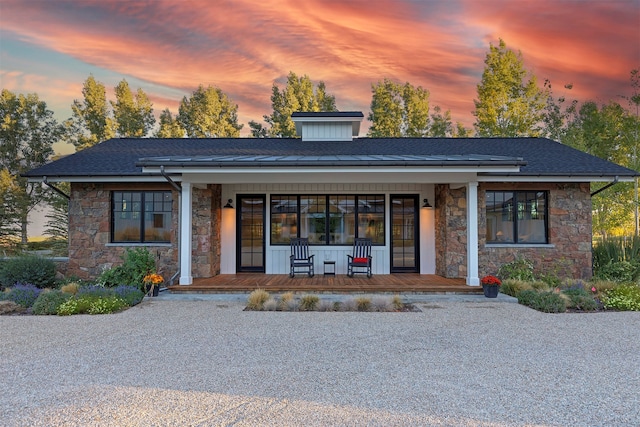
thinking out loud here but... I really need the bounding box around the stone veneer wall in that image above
[435,182,593,280]
[68,182,179,281]
[191,184,222,277]
[434,184,467,278]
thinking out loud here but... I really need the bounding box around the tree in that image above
[368,79,448,137]
[0,168,21,245]
[44,181,69,255]
[255,72,338,138]
[429,106,453,137]
[0,89,61,244]
[177,85,243,137]
[111,79,155,137]
[67,75,115,150]
[155,108,185,138]
[473,39,547,137]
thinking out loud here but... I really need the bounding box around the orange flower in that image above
[143,273,163,285]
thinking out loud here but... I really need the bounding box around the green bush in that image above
[602,284,640,311]
[32,290,72,315]
[498,257,535,282]
[534,291,567,313]
[98,247,156,290]
[516,289,538,307]
[561,288,598,311]
[0,255,56,289]
[595,261,636,283]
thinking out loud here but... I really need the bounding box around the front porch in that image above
[167,273,479,294]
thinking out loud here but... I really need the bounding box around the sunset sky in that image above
[1,0,639,150]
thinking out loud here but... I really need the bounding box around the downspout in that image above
[591,176,619,197]
[42,176,70,199]
[160,166,182,285]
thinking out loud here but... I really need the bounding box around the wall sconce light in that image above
[223,198,234,209]
[422,198,433,209]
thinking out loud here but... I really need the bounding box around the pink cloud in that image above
[1,0,638,134]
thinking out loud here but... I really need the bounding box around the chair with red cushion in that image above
[347,238,372,278]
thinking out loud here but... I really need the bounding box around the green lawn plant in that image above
[0,255,56,289]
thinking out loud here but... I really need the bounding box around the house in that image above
[24,112,638,286]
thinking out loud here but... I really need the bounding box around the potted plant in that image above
[480,275,501,298]
[142,273,163,297]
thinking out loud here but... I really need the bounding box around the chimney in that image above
[291,112,364,142]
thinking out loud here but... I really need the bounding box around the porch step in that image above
[166,274,482,295]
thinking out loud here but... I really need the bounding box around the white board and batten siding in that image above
[220,182,436,275]
[301,122,353,142]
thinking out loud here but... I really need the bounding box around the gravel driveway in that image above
[1,296,639,426]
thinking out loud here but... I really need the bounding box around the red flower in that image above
[481,275,502,286]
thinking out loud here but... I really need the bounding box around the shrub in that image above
[602,284,640,311]
[356,297,371,312]
[112,285,144,306]
[595,261,636,283]
[560,287,598,311]
[77,285,113,298]
[536,292,567,313]
[87,296,128,314]
[263,298,278,311]
[318,300,335,312]
[392,295,403,310]
[498,257,535,282]
[0,255,56,289]
[246,289,270,310]
[516,289,538,307]
[60,282,80,295]
[56,294,128,315]
[299,294,320,311]
[283,299,299,311]
[279,292,295,310]
[0,283,42,308]
[32,290,72,315]
[98,247,156,290]
[341,298,357,311]
[371,296,393,312]
[501,280,533,297]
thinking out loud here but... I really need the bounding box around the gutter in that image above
[159,166,181,191]
[159,166,182,285]
[42,176,70,199]
[591,176,619,197]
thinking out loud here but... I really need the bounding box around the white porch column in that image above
[179,182,193,285]
[466,182,480,286]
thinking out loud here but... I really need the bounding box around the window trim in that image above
[270,194,386,246]
[111,190,172,243]
[485,190,549,245]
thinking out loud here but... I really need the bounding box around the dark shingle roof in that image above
[23,137,638,179]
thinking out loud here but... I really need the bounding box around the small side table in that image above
[323,260,336,276]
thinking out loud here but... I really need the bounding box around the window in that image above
[112,191,172,243]
[486,191,548,244]
[271,195,385,245]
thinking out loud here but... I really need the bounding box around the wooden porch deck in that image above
[167,273,479,294]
